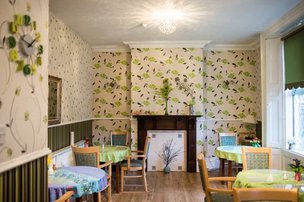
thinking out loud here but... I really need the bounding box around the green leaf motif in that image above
[43,115,48,123]
[155,72,163,77]
[100,73,107,79]
[106,87,113,93]
[171,70,179,75]
[132,59,140,64]
[115,76,122,81]
[143,100,150,106]
[7,148,12,156]
[207,112,214,117]
[171,97,180,103]
[238,113,245,118]
[156,99,163,105]
[201,97,208,103]
[99,126,107,131]
[237,61,244,67]
[24,112,29,121]
[121,60,128,65]
[215,74,223,80]
[165,59,173,64]
[228,99,236,105]
[244,97,252,103]
[238,87,245,92]
[197,140,204,146]
[201,71,207,77]
[221,59,228,64]
[143,48,149,51]
[206,86,213,92]
[250,60,256,66]
[217,128,223,133]
[250,86,257,91]
[121,112,129,117]
[132,86,141,92]
[208,139,214,145]
[194,56,202,62]
[115,101,122,107]
[188,72,195,78]
[106,113,113,118]
[228,73,235,79]
[243,71,251,77]
[15,87,21,96]
[121,86,128,91]
[148,57,156,62]
[178,58,185,64]
[148,84,157,90]
[142,73,149,79]
[206,60,213,66]
[94,114,101,118]
[222,110,230,116]
[100,99,107,104]
[216,100,223,105]
[106,62,113,68]
[94,88,101,94]
[229,127,236,132]
[94,63,101,68]
[195,83,203,89]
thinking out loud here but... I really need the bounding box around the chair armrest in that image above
[208,188,234,194]
[55,191,74,202]
[99,161,112,177]
[208,177,236,182]
[126,154,145,159]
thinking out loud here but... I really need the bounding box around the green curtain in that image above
[284,27,304,89]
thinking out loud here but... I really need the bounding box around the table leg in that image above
[228,161,232,176]
[219,158,225,176]
[116,164,120,193]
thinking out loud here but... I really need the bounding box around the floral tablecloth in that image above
[48,166,107,202]
[100,145,131,163]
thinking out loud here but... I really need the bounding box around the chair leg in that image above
[143,170,148,192]
[107,184,111,202]
[121,169,124,192]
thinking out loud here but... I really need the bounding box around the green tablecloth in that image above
[234,169,304,202]
[215,146,246,163]
[100,145,131,163]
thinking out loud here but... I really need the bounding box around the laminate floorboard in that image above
[111,171,206,202]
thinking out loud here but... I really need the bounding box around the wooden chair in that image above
[241,147,272,170]
[120,136,151,192]
[111,130,128,146]
[197,153,236,202]
[233,187,298,202]
[54,191,74,202]
[219,133,238,146]
[71,146,112,201]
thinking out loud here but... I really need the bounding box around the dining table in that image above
[234,169,304,202]
[48,166,108,202]
[215,145,247,176]
[100,145,131,193]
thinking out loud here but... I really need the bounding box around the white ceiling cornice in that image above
[91,45,130,52]
[206,39,260,51]
[123,41,211,49]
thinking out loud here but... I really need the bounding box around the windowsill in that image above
[281,148,304,160]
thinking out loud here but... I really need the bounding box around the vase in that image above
[295,172,302,181]
[163,166,171,174]
[164,99,168,115]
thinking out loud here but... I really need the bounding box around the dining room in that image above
[1,0,304,201]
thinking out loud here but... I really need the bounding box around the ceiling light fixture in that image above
[152,4,184,35]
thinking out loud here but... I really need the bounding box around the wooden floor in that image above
[111,171,205,202]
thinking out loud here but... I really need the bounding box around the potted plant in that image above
[156,78,173,115]
[158,139,182,173]
[250,137,261,147]
[288,158,304,181]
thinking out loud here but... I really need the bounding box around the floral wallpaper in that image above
[48,14,93,123]
[91,51,131,144]
[0,0,49,162]
[130,48,204,115]
[90,48,261,158]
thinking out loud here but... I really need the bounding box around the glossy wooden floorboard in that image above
[111,171,205,202]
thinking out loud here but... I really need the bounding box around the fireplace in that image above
[133,115,201,172]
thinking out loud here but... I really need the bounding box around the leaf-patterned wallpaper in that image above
[49,14,93,123]
[91,51,131,144]
[0,0,49,162]
[131,48,204,115]
[90,48,261,157]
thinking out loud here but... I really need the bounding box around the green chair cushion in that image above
[211,192,233,202]
[74,153,97,167]
[112,135,127,146]
[121,159,142,167]
[246,153,269,170]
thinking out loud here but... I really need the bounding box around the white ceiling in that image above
[49,0,301,47]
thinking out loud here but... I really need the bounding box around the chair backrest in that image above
[197,153,210,192]
[71,146,100,167]
[219,133,237,146]
[144,136,151,159]
[233,187,298,202]
[111,131,128,146]
[241,147,272,170]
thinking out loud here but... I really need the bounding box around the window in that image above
[285,87,304,152]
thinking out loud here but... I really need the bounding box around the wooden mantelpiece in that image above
[133,115,201,172]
